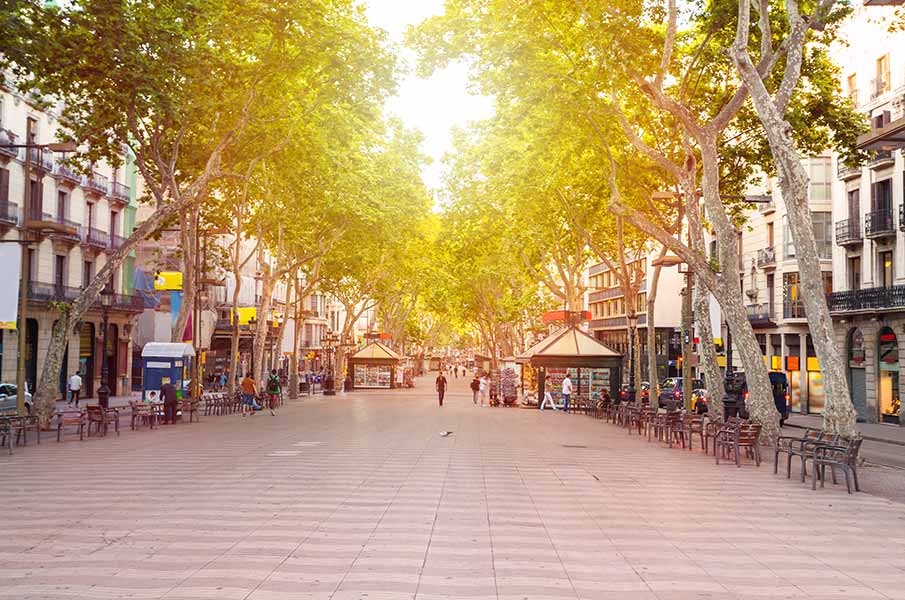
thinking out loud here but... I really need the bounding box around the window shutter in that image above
[0,168,8,204]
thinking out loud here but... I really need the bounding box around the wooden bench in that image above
[57,410,86,441]
[86,405,119,437]
[811,437,862,494]
[774,428,838,481]
[716,422,762,467]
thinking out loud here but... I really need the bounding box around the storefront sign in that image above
[0,245,21,330]
[786,356,800,371]
[153,271,183,291]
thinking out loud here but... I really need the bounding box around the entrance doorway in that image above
[847,328,867,422]
[79,323,95,398]
[877,327,900,424]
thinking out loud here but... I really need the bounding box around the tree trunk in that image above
[253,272,276,385]
[171,204,198,343]
[693,277,724,418]
[729,30,856,438]
[646,256,665,392]
[289,276,301,400]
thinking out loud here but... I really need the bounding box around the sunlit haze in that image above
[364,0,495,196]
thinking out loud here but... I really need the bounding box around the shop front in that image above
[349,341,401,390]
[878,327,900,424]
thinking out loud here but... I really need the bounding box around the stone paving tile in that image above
[2,376,905,600]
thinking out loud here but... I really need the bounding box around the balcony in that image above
[870,77,889,101]
[746,303,775,328]
[53,163,81,186]
[757,198,776,214]
[0,130,18,160]
[865,209,895,238]
[111,181,131,204]
[82,171,109,196]
[867,149,895,169]
[835,218,863,246]
[828,285,905,314]
[26,146,54,172]
[837,161,861,180]
[0,201,19,226]
[82,226,110,249]
[784,300,806,320]
[110,233,126,251]
[756,247,776,269]
[27,282,81,303]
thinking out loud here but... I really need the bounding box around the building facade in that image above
[586,255,683,384]
[1,78,141,399]
[827,4,905,425]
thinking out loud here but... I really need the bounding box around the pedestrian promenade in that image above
[2,376,904,600]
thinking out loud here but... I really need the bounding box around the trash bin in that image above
[97,385,110,409]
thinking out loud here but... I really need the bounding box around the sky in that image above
[363,0,494,194]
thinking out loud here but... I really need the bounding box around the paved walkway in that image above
[2,376,905,600]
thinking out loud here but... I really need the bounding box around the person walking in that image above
[219,372,227,391]
[539,374,557,411]
[479,374,489,407]
[561,374,573,414]
[436,371,448,406]
[470,376,480,404]
[161,380,178,424]
[67,371,82,407]
[240,373,260,416]
[265,369,281,415]
[452,366,457,379]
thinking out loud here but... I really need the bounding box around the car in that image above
[690,389,709,413]
[0,382,33,414]
[722,371,789,422]
[658,377,704,408]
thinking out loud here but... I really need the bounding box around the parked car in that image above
[0,383,33,414]
[690,389,709,413]
[617,381,649,403]
[721,371,789,422]
[658,377,704,408]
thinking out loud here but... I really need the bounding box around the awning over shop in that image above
[350,341,401,362]
[528,325,622,369]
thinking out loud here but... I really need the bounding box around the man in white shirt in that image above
[561,375,573,413]
[479,375,489,406]
[68,371,83,407]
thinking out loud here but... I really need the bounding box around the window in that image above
[767,222,774,247]
[872,179,892,212]
[811,212,832,259]
[847,74,858,103]
[86,202,94,229]
[26,117,38,143]
[848,256,861,291]
[808,157,832,202]
[0,168,9,206]
[847,189,860,221]
[110,211,118,236]
[56,190,68,222]
[876,54,891,95]
[29,177,43,218]
[783,215,795,258]
[54,255,66,290]
[783,272,804,318]
[879,250,894,288]
[82,260,94,288]
[766,274,775,314]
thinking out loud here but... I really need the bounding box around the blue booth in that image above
[141,342,195,402]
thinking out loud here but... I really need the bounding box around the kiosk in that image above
[141,342,195,402]
[349,342,401,389]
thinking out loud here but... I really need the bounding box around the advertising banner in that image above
[0,245,22,330]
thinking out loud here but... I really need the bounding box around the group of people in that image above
[433,370,492,407]
[539,373,573,412]
[239,369,282,416]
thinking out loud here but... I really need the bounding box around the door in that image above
[879,251,893,288]
[106,324,119,393]
[79,323,95,398]
[25,318,38,395]
[850,368,867,423]
[54,255,65,296]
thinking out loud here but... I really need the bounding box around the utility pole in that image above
[681,269,693,411]
[15,143,31,416]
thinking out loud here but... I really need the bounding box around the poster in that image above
[0,244,21,330]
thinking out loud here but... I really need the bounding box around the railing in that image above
[746,303,773,324]
[110,234,126,250]
[27,282,81,303]
[83,171,109,195]
[0,201,19,225]
[83,226,110,248]
[835,218,862,245]
[54,163,81,185]
[112,293,139,309]
[867,149,895,169]
[26,207,53,222]
[757,198,775,214]
[784,299,806,319]
[756,247,776,268]
[837,161,861,180]
[900,205,905,233]
[54,215,81,239]
[26,146,54,171]
[865,209,895,237]
[827,285,905,313]
[870,77,888,100]
[0,131,17,158]
[111,181,130,202]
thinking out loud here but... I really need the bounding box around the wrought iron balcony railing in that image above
[756,247,776,268]
[835,218,863,245]
[867,149,895,169]
[111,181,131,202]
[83,171,109,195]
[746,303,774,325]
[83,226,110,248]
[827,285,905,313]
[54,163,81,185]
[27,282,81,303]
[0,201,19,225]
[865,209,895,238]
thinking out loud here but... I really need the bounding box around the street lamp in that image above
[96,284,115,409]
[322,331,338,396]
[0,135,78,416]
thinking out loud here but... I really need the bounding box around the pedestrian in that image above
[561,374,573,414]
[265,369,281,415]
[161,380,178,424]
[452,366,457,379]
[470,375,480,404]
[67,371,82,407]
[219,372,227,390]
[539,375,557,411]
[240,373,260,416]
[479,374,489,406]
[436,371,448,406]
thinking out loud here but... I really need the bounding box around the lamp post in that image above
[96,284,115,409]
[322,331,338,396]
[627,313,638,403]
[0,137,78,416]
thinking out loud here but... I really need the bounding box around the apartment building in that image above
[0,78,141,398]
[732,161,835,417]
[586,255,683,384]
[827,4,905,425]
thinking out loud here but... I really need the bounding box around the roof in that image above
[351,341,401,361]
[526,326,622,359]
[141,342,196,358]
